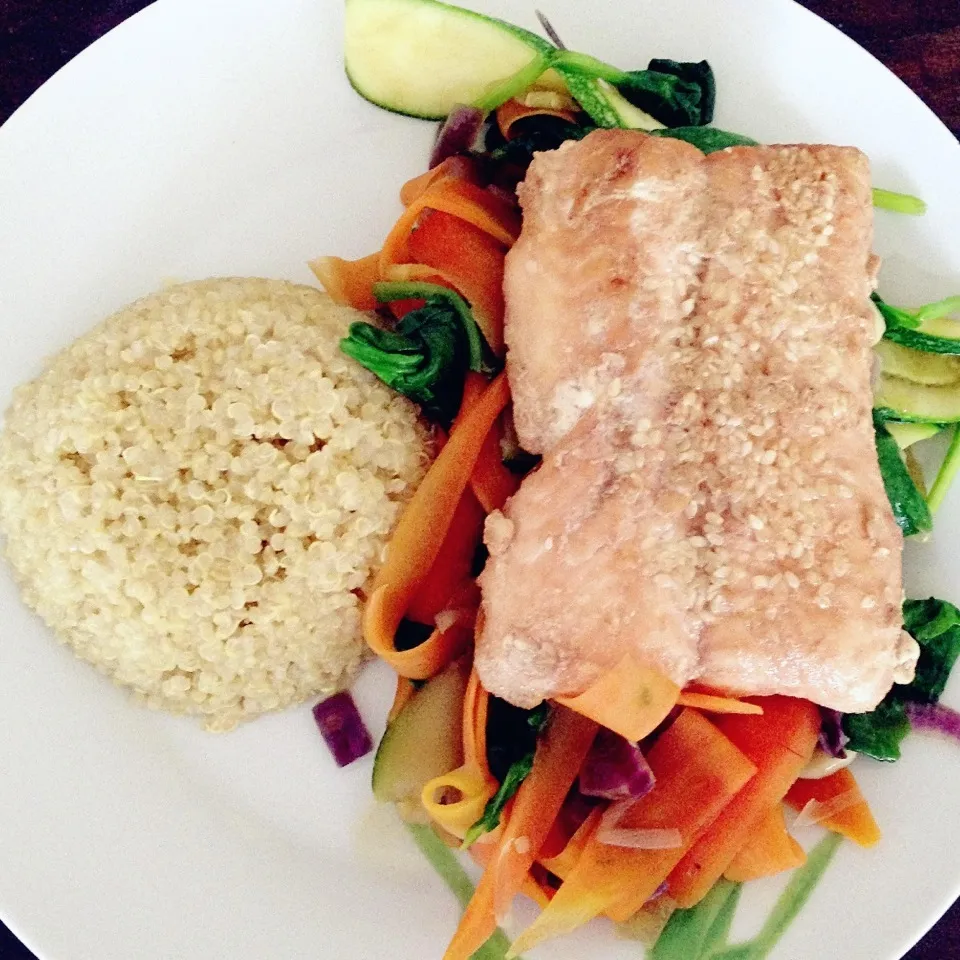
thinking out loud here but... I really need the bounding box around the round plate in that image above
[1,1,959,958]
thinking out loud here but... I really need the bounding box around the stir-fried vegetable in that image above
[723,807,805,882]
[444,707,598,960]
[312,691,374,767]
[578,728,656,800]
[507,709,757,952]
[784,768,880,847]
[872,187,928,216]
[462,701,549,846]
[342,282,488,424]
[323,6,960,960]
[667,698,820,908]
[928,426,960,512]
[876,290,960,354]
[651,125,757,152]
[874,421,932,536]
[405,822,515,960]
[555,653,680,741]
[845,597,960,760]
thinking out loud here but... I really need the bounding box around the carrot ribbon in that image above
[364,374,510,679]
[442,706,598,960]
[785,767,880,848]
[507,709,757,952]
[667,696,821,908]
[555,654,680,742]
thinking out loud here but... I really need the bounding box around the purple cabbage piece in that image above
[818,707,849,758]
[579,728,655,800]
[429,105,485,169]
[906,701,960,743]
[312,691,374,767]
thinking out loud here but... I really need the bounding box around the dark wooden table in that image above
[1,1,959,958]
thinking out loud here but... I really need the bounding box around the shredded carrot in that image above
[676,692,764,715]
[458,372,519,510]
[382,177,520,277]
[784,767,881,848]
[442,707,598,960]
[469,839,553,910]
[470,416,518,511]
[365,587,474,680]
[387,674,417,724]
[667,696,821,908]
[538,807,603,881]
[399,155,477,206]
[385,254,506,356]
[363,374,510,678]
[406,488,486,626]
[508,709,757,951]
[723,805,806,882]
[556,654,680,742]
[308,252,381,310]
[496,96,578,139]
[459,370,487,410]
[380,197,428,276]
[372,372,508,596]
[463,667,492,779]
[524,870,557,909]
[424,178,520,246]
[406,210,507,354]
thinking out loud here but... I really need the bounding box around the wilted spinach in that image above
[340,281,489,425]
[844,597,960,760]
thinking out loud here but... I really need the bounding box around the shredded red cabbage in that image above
[579,728,655,800]
[818,707,849,758]
[312,691,373,767]
[906,701,960,744]
[429,105,485,168]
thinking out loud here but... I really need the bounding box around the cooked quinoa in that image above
[0,278,431,731]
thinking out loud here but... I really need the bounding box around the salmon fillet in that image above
[477,130,918,713]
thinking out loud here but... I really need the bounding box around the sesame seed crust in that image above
[478,131,917,713]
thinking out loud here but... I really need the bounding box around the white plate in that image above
[1,1,959,958]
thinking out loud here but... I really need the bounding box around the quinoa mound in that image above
[0,278,431,730]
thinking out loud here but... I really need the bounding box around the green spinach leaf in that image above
[462,701,551,847]
[646,58,716,124]
[842,699,911,761]
[553,52,715,127]
[340,281,489,425]
[486,115,595,173]
[902,597,960,703]
[462,753,533,848]
[844,597,960,759]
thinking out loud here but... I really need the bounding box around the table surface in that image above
[1,0,959,958]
